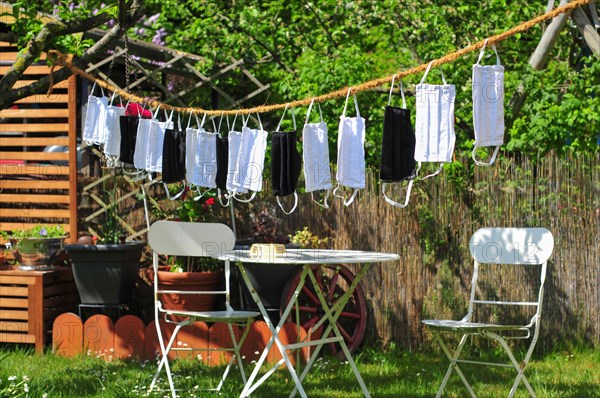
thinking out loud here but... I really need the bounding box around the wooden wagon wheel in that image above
[280,264,368,358]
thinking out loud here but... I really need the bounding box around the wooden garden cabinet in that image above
[0,267,77,353]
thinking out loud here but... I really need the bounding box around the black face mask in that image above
[271,130,301,198]
[119,115,139,165]
[215,135,228,192]
[380,105,416,182]
[162,127,186,184]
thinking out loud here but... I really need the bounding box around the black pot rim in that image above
[65,241,146,252]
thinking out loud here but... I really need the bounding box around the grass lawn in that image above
[0,344,598,397]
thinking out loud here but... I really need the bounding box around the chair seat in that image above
[164,309,260,322]
[422,319,528,332]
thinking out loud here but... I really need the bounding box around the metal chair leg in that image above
[432,332,476,398]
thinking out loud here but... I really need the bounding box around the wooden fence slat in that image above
[0,309,28,320]
[0,137,69,147]
[0,109,69,118]
[15,94,68,104]
[114,315,145,360]
[0,164,69,175]
[0,321,28,332]
[0,194,70,204]
[1,52,46,61]
[13,80,70,89]
[0,222,70,234]
[52,313,83,357]
[0,298,28,308]
[0,208,70,219]
[0,180,70,189]
[0,123,70,133]
[83,315,115,359]
[0,65,60,74]
[0,151,69,161]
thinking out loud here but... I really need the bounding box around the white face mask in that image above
[82,82,108,146]
[472,40,504,166]
[145,109,173,173]
[231,114,268,198]
[334,90,366,206]
[303,99,332,203]
[133,118,152,171]
[104,95,126,166]
[226,129,245,194]
[414,62,456,180]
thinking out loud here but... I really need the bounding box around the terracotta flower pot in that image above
[149,269,223,316]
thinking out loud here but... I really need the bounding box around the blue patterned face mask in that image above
[472,40,504,166]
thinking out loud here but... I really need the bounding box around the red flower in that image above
[205,197,215,206]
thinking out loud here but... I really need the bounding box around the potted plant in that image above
[1,225,67,271]
[149,188,226,313]
[65,172,145,305]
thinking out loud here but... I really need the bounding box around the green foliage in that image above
[0,224,65,240]
[289,226,330,249]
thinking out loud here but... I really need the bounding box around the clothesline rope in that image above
[48,0,591,116]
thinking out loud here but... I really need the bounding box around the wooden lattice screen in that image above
[0,41,78,241]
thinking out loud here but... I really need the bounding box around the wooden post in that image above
[68,75,78,242]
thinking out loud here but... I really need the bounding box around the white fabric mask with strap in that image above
[82,82,108,146]
[226,115,246,196]
[194,117,218,190]
[333,89,366,206]
[133,106,156,172]
[303,98,332,208]
[232,114,268,201]
[186,114,203,188]
[104,94,126,167]
[146,108,173,173]
[472,39,504,166]
[414,62,456,180]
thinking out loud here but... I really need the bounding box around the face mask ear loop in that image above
[276,104,288,132]
[217,112,224,134]
[476,39,489,65]
[472,145,501,166]
[388,75,396,106]
[256,113,264,131]
[231,112,239,132]
[217,188,230,207]
[342,88,351,118]
[332,184,358,207]
[400,80,407,109]
[109,92,117,106]
[311,190,330,209]
[193,187,210,201]
[353,94,360,119]
[317,103,324,123]
[276,192,298,214]
[439,66,447,85]
[163,182,186,200]
[382,179,414,208]
[305,98,315,125]
[233,191,256,203]
[211,116,218,134]
[242,113,249,128]
[418,163,444,181]
[291,108,297,131]
[420,61,434,85]
[199,113,207,129]
[186,113,193,130]
[90,81,97,97]
[152,105,162,120]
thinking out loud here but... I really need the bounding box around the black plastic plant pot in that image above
[65,241,146,305]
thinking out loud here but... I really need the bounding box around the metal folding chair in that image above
[148,220,259,398]
[422,227,554,398]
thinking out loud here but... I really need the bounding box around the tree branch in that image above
[0,31,17,44]
[0,0,145,109]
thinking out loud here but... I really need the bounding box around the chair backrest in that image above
[465,227,554,328]
[148,220,235,257]
[469,227,554,265]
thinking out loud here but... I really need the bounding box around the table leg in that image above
[290,264,372,398]
[236,263,309,398]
